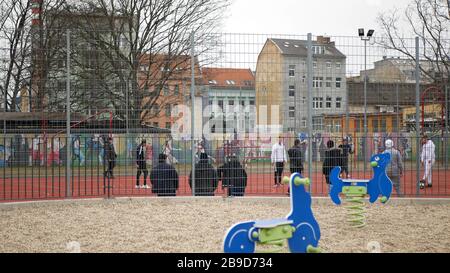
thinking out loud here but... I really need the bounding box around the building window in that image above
[336,62,341,70]
[165,122,171,129]
[249,100,255,106]
[373,119,379,133]
[335,77,342,88]
[302,75,306,83]
[163,85,169,96]
[165,104,171,116]
[313,77,323,88]
[381,118,387,132]
[312,46,324,55]
[289,85,295,97]
[289,65,295,77]
[335,121,342,133]
[313,117,324,131]
[336,97,342,109]
[313,97,323,109]
[228,100,235,106]
[326,61,332,68]
[289,107,295,118]
[153,122,159,128]
[325,120,333,133]
[326,77,332,88]
[313,62,317,69]
[152,104,160,115]
[393,116,399,132]
[355,119,361,133]
[302,97,306,104]
[326,97,332,108]
[58,80,65,92]
[243,80,252,86]
[226,80,236,85]
[240,100,245,107]
[58,58,66,69]
[301,118,307,128]
[174,85,180,95]
[218,100,224,112]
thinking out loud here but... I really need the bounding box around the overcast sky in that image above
[224,0,413,36]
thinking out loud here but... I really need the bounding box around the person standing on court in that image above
[322,140,342,187]
[218,154,248,197]
[383,139,404,197]
[287,139,303,195]
[103,137,117,179]
[338,137,353,178]
[150,154,179,196]
[73,135,85,166]
[420,134,435,188]
[189,152,218,196]
[136,139,150,189]
[288,139,303,175]
[271,136,288,187]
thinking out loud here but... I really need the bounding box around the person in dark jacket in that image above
[218,155,248,197]
[288,139,303,174]
[150,154,179,197]
[286,139,303,195]
[103,137,117,179]
[322,140,342,187]
[338,138,353,178]
[136,139,149,189]
[189,152,218,196]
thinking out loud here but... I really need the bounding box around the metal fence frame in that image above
[1,30,449,202]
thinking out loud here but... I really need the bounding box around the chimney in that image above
[317,36,331,44]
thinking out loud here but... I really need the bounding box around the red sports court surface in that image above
[1,170,449,202]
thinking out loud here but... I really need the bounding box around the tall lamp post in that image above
[359,28,374,174]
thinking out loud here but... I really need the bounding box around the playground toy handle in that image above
[306,245,321,253]
[282,176,310,187]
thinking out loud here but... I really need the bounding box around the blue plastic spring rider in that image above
[223,173,321,253]
[329,153,393,228]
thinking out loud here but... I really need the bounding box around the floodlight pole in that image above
[190,32,196,196]
[363,37,368,174]
[360,30,373,175]
[307,33,313,192]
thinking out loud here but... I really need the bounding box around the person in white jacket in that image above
[420,135,435,188]
[271,136,287,187]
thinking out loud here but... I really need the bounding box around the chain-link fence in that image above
[1,26,449,201]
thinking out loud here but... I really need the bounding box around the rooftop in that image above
[269,37,346,58]
[202,67,255,89]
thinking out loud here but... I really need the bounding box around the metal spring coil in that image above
[345,195,366,228]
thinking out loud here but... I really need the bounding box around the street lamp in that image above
[359,28,374,173]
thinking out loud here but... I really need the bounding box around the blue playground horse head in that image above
[329,153,393,205]
[286,173,320,253]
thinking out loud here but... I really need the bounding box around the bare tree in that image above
[29,0,73,113]
[64,0,230,128]
[0,0,72,114]
[0,0,32,112]
[377,0,449,84]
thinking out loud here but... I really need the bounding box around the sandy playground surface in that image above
[0,198,450,253]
